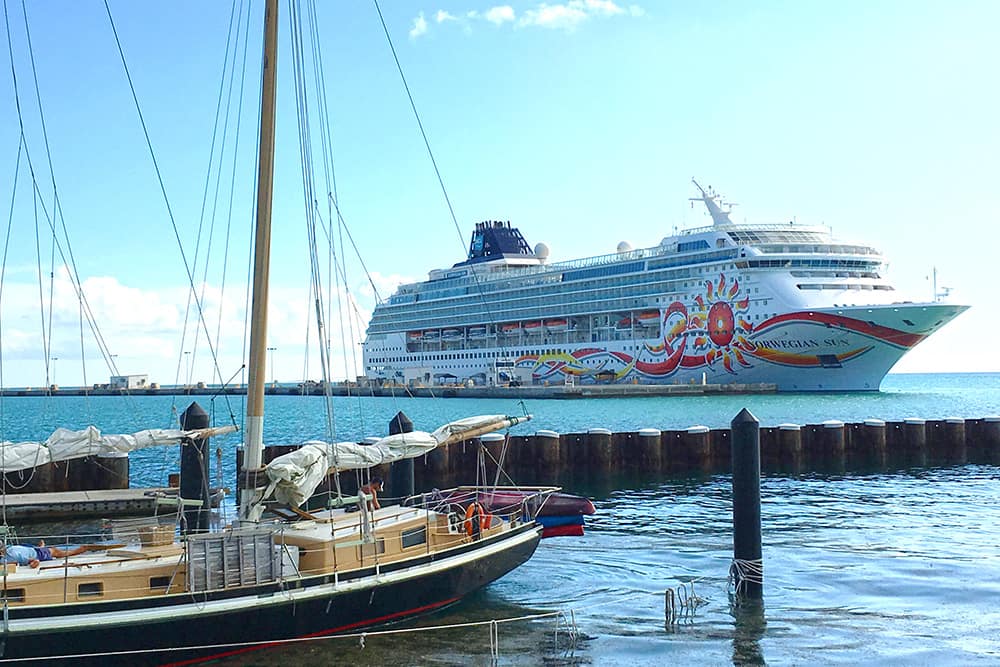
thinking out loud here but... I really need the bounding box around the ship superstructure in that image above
[363,183,967,391]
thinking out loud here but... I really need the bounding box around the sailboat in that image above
[0,2,555,663]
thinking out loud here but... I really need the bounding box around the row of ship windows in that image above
[373,263,755,331]
[390,252,739,307]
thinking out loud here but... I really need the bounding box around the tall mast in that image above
[240,0,279,521]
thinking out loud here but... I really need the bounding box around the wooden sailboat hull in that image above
[0,524,542,665]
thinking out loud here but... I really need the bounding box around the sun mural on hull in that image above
[515,273,924,382]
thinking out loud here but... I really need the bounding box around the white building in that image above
[109,374,149,390]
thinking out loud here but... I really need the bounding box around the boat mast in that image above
[240,0,279,521]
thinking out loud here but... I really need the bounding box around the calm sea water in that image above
[2,373,999,665]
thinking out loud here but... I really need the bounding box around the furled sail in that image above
[0,425,238,473]
[264,414,531,507]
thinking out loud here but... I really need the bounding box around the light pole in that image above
[267,347,277,386]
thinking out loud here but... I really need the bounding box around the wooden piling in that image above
[179,402,211,533]
[731,408,763,600]
[848,419,887,467]
[636,428,662,470]
[979,416,1000,461]
[928,417,966,464]
[388,412,415,499]
[536,430,562,470]
[479,432,507,479]
[679,426,711,470]
[902,417,927,466]
[97,452,130,490]
[777,424,803,469]
[804,420,845,468]
[587,428,614,472]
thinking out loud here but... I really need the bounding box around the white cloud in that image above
[409,12,429,39]
[415,2,642,35]
[0,266,376,387]
[520,3,589,30]
[485,6,516,25]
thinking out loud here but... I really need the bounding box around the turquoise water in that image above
[2,373,999,664]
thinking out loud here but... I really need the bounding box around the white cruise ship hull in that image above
[362,192,969,393]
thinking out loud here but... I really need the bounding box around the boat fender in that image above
[464,503,493,536]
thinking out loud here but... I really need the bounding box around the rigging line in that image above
[173,0,240,395]
[301,3,352,389]
[0,139,23,512]
[18,0,127,390]
[102,0,235,419]
[214,0,254,376]
[189,0,245,388]
[371,0,516,369]
[303,1,341,388]
[4,2,143,425]
[290,0,337,450]
[31,189,50,387]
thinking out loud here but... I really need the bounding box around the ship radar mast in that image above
[690,178,736,226]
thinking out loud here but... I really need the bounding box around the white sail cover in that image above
[0,425,237,473]
[264,414,531,507]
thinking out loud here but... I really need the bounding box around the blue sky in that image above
[0,0,996,388]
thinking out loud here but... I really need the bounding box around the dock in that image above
[0,382,776,399]
[0,488,175,521]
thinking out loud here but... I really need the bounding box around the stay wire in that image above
[172,0,238,398]
[372,0,517,367]
[102,0,237,426]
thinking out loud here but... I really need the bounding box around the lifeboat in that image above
[407,331,423,341]
[637,311,660,325]
[441,329,462,340]
[544,318,570,333]
[616,317,633,330]
[423,330,440,341]
[501,323,522,335]
[524,321,542,334]
[468,327,488,339]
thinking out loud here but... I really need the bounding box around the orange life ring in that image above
[463,502,493,535]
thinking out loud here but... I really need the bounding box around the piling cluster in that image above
[245,415,1000,499]
[403,415,1000,491]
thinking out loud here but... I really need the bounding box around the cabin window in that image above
[401,526,427,549]
[150,576,172,592]
[360,537,386,558]
[1,588,25,603]
[78,582,104,598]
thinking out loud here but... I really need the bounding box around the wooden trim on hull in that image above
[0,524,542,665]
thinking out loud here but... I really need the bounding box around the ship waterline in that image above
[363,184,967,392]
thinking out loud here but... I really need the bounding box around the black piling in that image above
[389,411,415,500]
[731,408,763,600]
[179,402,211,533]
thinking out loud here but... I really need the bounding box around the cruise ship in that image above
[363,182,967,391]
